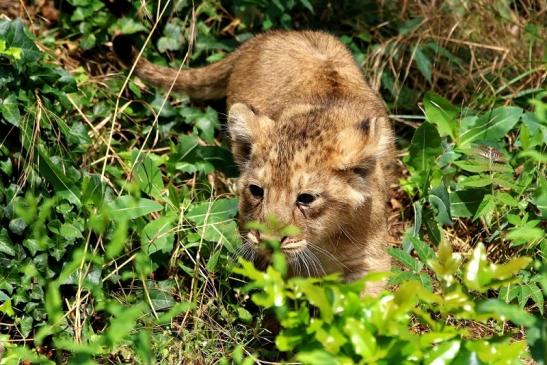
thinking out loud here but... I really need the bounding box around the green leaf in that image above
[157,301,195,325]
[1,94,20,126]
[237,307,253,323]
[527,316,547,365]
[133,331,153,365]
[0,228,16,256]
[59,223,83,240]
[423,91,459,139]
[413,46,432,82]
[517,282,544,313]
[33,146,81,205]
[148,280,176,311]
[473,194,496,222]
[186,198,240,249]
[407,122,443,173]
[109,17,146,35]
[407,234,435,264]
[343,318,376,358]
[389,247,423,273]
[464,243,531,292]
[109,196,163,220]
[106,220,128,258]
[506,226,544,245]
[476,299,536,327]
[157,21,184,52]
[429,185,452,225]
[429,239,461,283]
[187,198,238,225]
[141,214,175,255]
[133,153,164,199]
[457,175,492,189]
[450,188,487,218]
[425,340,461,365]
[299,282,333,322]
[460,106,523,145]
[0,19,41,63]
[296,350,338,365]
[531,178,547,219]
[0,299,14,317]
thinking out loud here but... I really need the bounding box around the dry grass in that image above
[364,0,546,111]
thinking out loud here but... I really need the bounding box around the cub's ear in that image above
[336,116,394,171]
[228,103,269,167]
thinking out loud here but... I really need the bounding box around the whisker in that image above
[301,251,311,277]
[308,242,350,271]
[306,249,325,276]
[337,223,362,249]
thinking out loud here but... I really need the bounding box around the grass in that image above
[0,0,545,364]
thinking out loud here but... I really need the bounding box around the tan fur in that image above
[117,31,395,295]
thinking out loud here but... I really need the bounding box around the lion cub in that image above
[115,31,394,294]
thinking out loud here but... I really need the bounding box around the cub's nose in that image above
[248,230,288,244]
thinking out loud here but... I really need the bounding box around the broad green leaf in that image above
[476,299,536,327]
[133,153,164,199]
[527,315,547,365]
[457,175,492,189]
[425,340,461,365]
[472,194,496,222]
[109,17,146,34]
[109,196,163,220]
[141,214,175,255]
[460,106,523,145]
[429,185,452,225]
[0,228,15,256]
[187,198,238,224]
[464,243,531,292]
[296,350,338,365]
[59,223,83,240]
[517,282,544,313]
[407,122,443,173]
[454,159,513,173]
[423,91,459,139]
[450,188,487,218]
[0,298,14,317]
[237,307,253,323]
[299,281,333,322]
[0,19,41,63]
[157,21,184,52]
[148,280,176,311]
[343,318,376,358]
[82,174,109,208]
[0,94,20,126]
[506,226,544,245]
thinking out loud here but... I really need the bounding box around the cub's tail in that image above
[113,35,238,100]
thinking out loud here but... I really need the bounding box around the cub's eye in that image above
[296,193,316,206]
[249,184,264,199]
[352,166,369,176]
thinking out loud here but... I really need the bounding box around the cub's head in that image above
[228,102,392,273]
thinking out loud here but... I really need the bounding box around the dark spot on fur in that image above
[358,118,370,135]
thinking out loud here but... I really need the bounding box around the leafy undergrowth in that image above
[0,1,545,364]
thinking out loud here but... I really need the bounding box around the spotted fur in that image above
[117,30,395,295]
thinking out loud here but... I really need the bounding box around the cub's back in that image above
[227,31,385,120]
